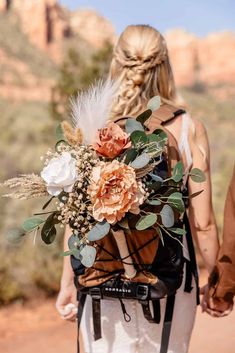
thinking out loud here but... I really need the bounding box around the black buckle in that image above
[89,287,102,299]
[137,285,149,300]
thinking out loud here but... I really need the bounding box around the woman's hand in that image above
[200,284,233,317]
[55,282,78,322]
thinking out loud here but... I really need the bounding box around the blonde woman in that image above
[56,25,222,353]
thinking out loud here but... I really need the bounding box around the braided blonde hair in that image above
[109,25,178,119]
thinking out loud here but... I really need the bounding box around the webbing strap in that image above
[183,213,200,305]
[153,300,161,324]
[92,298,102,340]
[141,300,161,324]
[184,259,194,293]
[160,295,176,353]
[76,293,87,353]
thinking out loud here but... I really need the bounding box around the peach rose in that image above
[94,122,131,159]
[88,160,145,224]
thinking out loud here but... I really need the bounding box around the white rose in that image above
[41,151,78,196]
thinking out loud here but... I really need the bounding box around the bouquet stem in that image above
[111,229,137,279]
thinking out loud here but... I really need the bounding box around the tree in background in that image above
[50,41,113,121]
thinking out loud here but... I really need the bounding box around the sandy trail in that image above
[0,280,234,353]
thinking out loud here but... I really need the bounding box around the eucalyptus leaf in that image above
[189,168,206,183]
[149,173,163,183]
[68,234,81,250]
[87,221,110,242]
[147,199,161,206]
[80,245,97,267]
[123,148,138,165]
[152,129,168,140]
[169,228,186,236]
[172,161,184,182]
[41,212,58,244]
[22,217,44,232]
[136,213,157,231]
[147,96,161,111]
[147,134,161,142]
[157,226,164,246]
[61,248,82,259]
[41,224,56,244]
[72,248,83,260]
[150,181,162,191]
[130,131,148,146]
[188,190,204,198]
[61,250,73,257]
[167,192,185,213]
[130,153,150,169]
[55,123,64,141]
[125,118,144,134]
[136,109,152,125]
[6,227,25,244]
[160,205,175,228]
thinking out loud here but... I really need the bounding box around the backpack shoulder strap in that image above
[146,103,186,171]
[150,103,186,126]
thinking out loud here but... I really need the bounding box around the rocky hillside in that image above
[165,29,235,88]
[1,0,235,102]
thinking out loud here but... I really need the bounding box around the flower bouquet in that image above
[1,80,205,277]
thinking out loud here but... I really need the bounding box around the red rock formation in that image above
[0,47,54,102]
[1,1,235,101]
[0,1,116,53]
[70,9,116,48]
[12,0,70,51]
[165,30,199,87]
[165,29,235,87]
[197,32,235,85]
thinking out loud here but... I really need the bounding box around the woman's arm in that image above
[60,224,75,287]
[187,119,219,273]
[55,224,78,321]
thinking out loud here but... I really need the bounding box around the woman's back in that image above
[56,24,219,353]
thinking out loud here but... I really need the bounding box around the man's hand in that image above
[200,284,233,317]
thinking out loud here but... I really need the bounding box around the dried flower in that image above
[88,160,145,224]
[0,174,48,199]
[61,121,83,146]
[94,122,131,159]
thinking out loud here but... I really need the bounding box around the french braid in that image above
[109,25,178,119]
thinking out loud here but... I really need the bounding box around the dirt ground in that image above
[0,277,234,353]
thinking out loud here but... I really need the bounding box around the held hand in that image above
[55,283,78,322]
[200,284,233,317]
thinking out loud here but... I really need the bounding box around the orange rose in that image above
[94,122,131,159]
[88,160,145,224]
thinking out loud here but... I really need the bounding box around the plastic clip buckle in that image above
[89,287,102,300]
[137,285,149,300]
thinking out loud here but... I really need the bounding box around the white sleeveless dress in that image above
[80,114,197,353]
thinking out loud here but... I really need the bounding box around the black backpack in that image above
[70,105,199,353]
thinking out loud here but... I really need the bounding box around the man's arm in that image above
[209,165,235,303]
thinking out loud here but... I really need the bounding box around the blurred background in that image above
[0,0,234,352]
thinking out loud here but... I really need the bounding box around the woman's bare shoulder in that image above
[188,116,208,143]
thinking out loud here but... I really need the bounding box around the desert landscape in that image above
[0,1,234,352]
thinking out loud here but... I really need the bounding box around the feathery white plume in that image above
[70,79,119,144]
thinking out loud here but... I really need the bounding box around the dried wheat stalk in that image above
[0,173,48,199]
